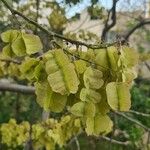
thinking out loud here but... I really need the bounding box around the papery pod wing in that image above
[70,101,86,117]
[47,70,67,95]
[0,61,8,75]
[122,68,137,83]
[106,82,131,111]
[84,102,96,117]
[74,60,87,74]
[8,63,20,77]
[70,101,95,117]
[35,81,51,110]
[121,46,139,67]
[85,114,113,136]
[50,92,67,113]
[0,61,5,77]
[107,46,119,71]
[46,49,79,95]
[95,49,110,71]
[35,81,67,112]
[79,48,95,61]
[22,33,43,55]
[1,30,19,43]
[11,34,26,56]
[83,66,103,89]
[1,30,43,56]
[2,44,15,58]
[34,62,47,81]
[80,88,101,103]
[20,58,39,80]
[96,90,110,114]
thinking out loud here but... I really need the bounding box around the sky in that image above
[56,0,146,18]
[57,0,113,18]
[20,0,147,18]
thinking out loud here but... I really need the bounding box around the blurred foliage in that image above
[88,4,104,20]
[0,92,42,123]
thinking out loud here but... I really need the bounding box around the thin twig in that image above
[145,62,150,71]
[53,40,115,72]
[0,80,35,94]
[100,136,131,146]
[35,0,40,33]
[124,19,150,40]
[75,137,80,150]
[115,111,150,131]
[127,110,150,117]
[0,58,21,64]
[101,0,119,41]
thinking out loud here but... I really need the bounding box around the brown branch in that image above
[1,0,116,49]
[101,0,119,41]
[145,62,150,71]
[0,80,35,94]
[0,58,21,64]
[35,0,40,23]
[115,111,150,131]
[124,19,150,40]
[100,136,131,146]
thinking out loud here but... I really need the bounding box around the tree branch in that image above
[145,62,150,71]
[0,80,35,94]
[1,0,116,49]
[115,111,150,131]
[100,136,131,146]
[0,58,21,64]
[75,137,80,150]
[101,0,119,41]
[127,110,150,117]
[124,19,150,40]
[35,0,40,34]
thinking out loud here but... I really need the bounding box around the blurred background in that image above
[0,0,150,149]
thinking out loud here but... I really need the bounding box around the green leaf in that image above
[80,88,101,103]
[46,49,79,95]
[85,114,113,136]
[83,67,103,89]
[35,81,67,112]
[70,101,96,117]
[106,82,131,111]
[22,33,43,55]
